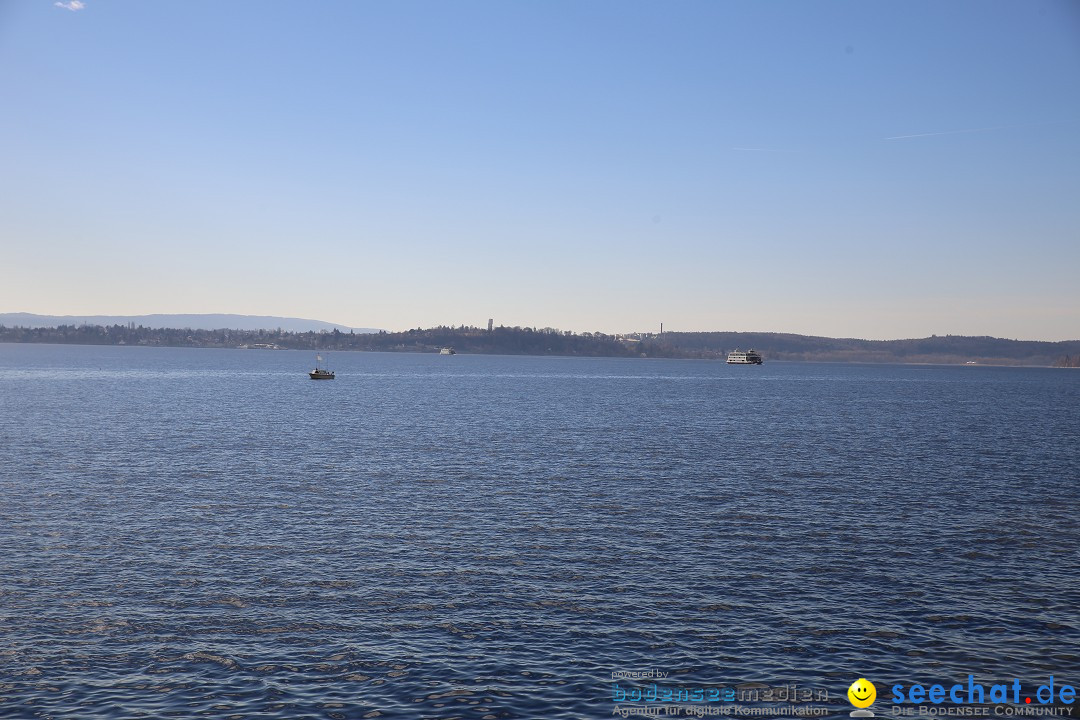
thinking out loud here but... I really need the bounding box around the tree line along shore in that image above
[1,323,1078,367]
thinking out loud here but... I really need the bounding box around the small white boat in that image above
[439,347,456,355]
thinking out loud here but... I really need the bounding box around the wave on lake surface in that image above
[1,345,1078,718]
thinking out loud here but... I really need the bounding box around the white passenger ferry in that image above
[726,349,763,365]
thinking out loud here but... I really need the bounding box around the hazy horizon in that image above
[3,310,1078,343]
[2,2,1078,341]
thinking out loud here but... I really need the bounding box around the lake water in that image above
[1,344,1078,718]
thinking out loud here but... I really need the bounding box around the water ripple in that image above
[1,346,1078,718]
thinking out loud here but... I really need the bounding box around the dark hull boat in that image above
[309,354,335,379]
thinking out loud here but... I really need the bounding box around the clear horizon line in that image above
[2,313,1077,344]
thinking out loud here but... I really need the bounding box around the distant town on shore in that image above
[1,314,1078,367]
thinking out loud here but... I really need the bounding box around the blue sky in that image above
[2,1,1077,339]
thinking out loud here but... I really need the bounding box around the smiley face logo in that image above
[848,678,877,708]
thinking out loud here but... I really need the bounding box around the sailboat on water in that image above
[309,354,335,380]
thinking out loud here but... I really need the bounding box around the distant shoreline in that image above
[2,323,1078,368]
[5,342,1077,370]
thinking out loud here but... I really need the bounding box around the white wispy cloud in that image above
[884,127,998,141]
[884,120,1072,141]
[54,1,85,11]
